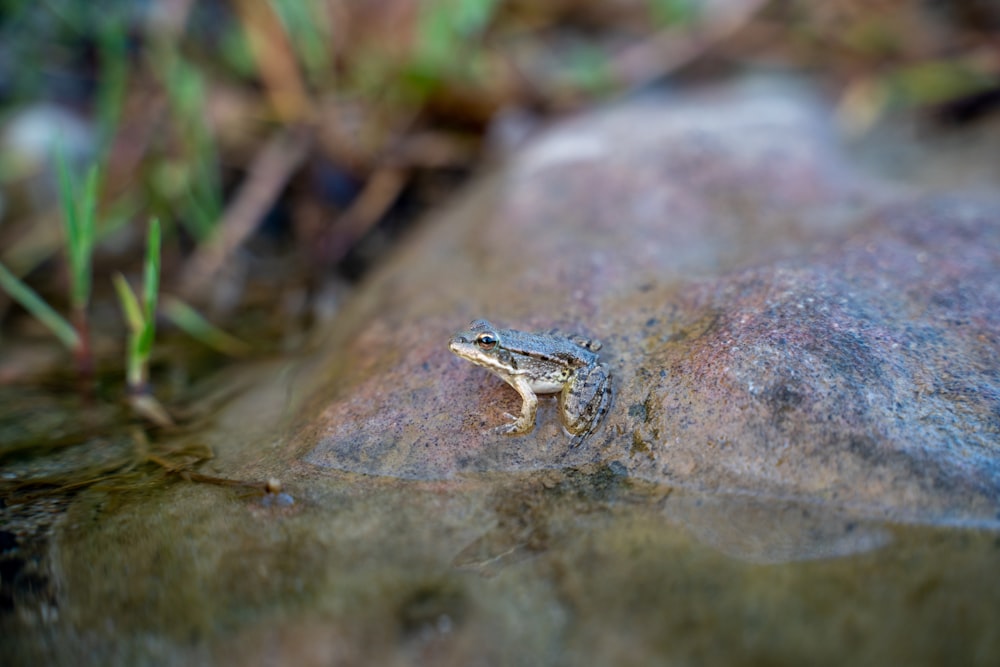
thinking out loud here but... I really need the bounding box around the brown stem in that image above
[71,307,94,387]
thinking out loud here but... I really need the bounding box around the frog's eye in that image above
[476,332,498,350]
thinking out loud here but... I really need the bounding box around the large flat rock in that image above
[295,87,1000,526]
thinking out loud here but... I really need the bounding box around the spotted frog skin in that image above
[448,319,612,445]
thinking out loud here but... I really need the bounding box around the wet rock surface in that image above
[300,87,1000,525]
[626,198,1000,524]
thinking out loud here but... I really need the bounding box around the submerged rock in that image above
[299,88,1000,525]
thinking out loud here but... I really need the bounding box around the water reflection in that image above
[663,491,892,564]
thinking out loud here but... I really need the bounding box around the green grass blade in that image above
[113,272,148,390]
[113,220,162,391]
[143,218,161,322]
[270,0,330,83]
[162,296,252,357]
[54,146,81,255]
[96,14,129,151]
[153,53,223,243]
[54,145,100,311]
[136,321,156,361]
[137,218,161,361]
[112,273,144,334]
[127,335,144,388]
[181,186,218,242]
[73,166,99,309]
[0,261,81,351]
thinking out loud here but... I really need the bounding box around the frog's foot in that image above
[493,412,533,436]
[560,363,613,447]
[489,377,539,436]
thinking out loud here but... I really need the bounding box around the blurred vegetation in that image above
[0,0,997,425]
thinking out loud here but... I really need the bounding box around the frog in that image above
[448,319,612,446]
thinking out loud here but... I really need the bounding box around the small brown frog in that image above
[448,319,612,445]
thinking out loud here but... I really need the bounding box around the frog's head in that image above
[449,319,506,369]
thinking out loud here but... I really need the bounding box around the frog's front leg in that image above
[497,374,538,435]
[559,363,612,445]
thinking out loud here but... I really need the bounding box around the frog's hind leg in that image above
[559,363,612,447]
[567,334,602,352]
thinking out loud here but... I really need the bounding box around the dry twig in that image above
[180,125,311,299]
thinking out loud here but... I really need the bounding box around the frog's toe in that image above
[492,415,531,436]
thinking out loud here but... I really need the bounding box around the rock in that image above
[299,87,1000,526]
[627,198,1000,524]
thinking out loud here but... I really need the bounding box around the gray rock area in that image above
[301,86,999,526]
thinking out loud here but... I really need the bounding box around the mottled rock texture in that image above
[627,199,1000,523]
[298,87,1000,525]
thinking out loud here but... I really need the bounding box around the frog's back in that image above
[507,329,600,367]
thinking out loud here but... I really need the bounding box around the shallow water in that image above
[5,459,999,666]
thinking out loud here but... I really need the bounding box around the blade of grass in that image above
[182,180,222,242]
[1,188,138,278]
[113,220,173,427]
[52,145,99,378]
[112,274,151,391]
[54,145,80,244]
[73,166,99,310]
[96,13,129,153]
[161,296,252,357]
[112,269,146,389]
[179,125,308,297]
[0,261,81,351]
[136,218,161,362]
[143,218,161,322]
[269,0,331,85]
[112,273,143,334]
[154,55,223,242]
[55,152,100,308]
[412,0,499,78]
[54,146,81,269]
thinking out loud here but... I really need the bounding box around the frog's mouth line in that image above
[449,339,523,376]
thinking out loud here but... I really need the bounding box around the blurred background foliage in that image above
[0,0,998,395]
